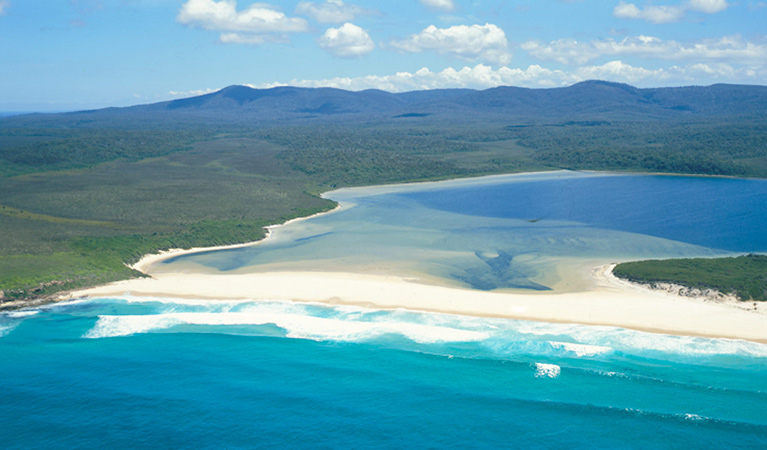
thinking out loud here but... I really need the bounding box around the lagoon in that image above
[157,171,767,291]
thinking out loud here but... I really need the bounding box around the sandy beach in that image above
[72,250,767,343]
[67,172,767,343]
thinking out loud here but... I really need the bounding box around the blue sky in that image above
[1,0,765,111]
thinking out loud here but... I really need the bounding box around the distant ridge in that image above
[4,80,767,127]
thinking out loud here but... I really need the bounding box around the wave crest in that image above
[83,310,490,344]
[534,363,561,378]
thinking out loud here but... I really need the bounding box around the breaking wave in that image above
[0,310,40,337]
[75,297,767,366]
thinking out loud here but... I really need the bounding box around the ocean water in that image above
[3,172,767,449]
[2,298,767,449]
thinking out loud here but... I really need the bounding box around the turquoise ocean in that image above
[2,172,767,449]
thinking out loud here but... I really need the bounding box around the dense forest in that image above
[1,81,766,306]
[614,255,767,302]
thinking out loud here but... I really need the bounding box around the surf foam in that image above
[534,363,561,378]
[83,310,490,343]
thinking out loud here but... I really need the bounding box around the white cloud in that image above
[249,61,765,92]
[420,0,455,12]
[521,39,600,65]
[389,24,512,65]
[177,0,308,44]
[613,2,685,23]
[522,35,767,67]
[296,0,374,24]
[256,64,565,91]
[574,60,667,83]
[169,88,217,97]
[319,22,374,57]
[0,1,8,16]
[613,0,729,23]
[687,0,728,13]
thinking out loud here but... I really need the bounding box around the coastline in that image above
[19,170,767,343]
[69,262,767,343]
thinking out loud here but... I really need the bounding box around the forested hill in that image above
[5,81,767,128]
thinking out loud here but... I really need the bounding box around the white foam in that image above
[549,341,612,357]
[6,310,39,318]
[75,298,767,359]
[516,321,767,358]
[0,323,17,337]
[0,310,41,337]
[597,371,629,379]
[82,310,490,343]
[84,315,182,338]
[534,363,561,378]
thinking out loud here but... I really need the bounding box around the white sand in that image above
[68,174,767,342]
[72,257,767,343]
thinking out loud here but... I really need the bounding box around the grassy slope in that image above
[613,255,767,301]
[1,118,766,306]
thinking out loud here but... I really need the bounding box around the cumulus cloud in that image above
[248,61,764,92]
[0,0,8,16]
[296,0,374,23]
[256,65,562,91]
[319,22,374,57]
[420,0,455,11]
[574,60,667,83]
[613,0,729,23]
[389,24,512,65]
[177,0,308,44]
[521,35,767,66]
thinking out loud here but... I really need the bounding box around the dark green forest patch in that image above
[613,255,767,301]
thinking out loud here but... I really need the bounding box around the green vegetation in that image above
[0,128,202,176]
[0,136,334,304]
[506,119,767,177]
[1,108,766,307]
[613,255,767,301]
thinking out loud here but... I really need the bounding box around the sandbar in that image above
[72,256,767,343]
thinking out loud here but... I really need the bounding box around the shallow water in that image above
[159,171,767,291]
[4,171,767,449]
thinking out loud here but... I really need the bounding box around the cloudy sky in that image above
[1,0,765,111]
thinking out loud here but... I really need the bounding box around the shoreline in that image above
[11,170,767,343]
[68,263,767,343]
[0,203,345,312]
[130,203,344,273]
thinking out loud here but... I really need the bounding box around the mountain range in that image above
[5,80,767,128]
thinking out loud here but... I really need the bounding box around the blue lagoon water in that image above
[2,172,767,449]
[159,171,767,290]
